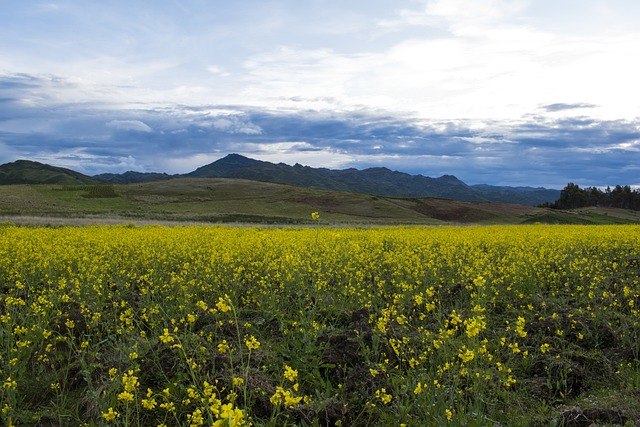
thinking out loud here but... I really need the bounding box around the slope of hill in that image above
[470,184,561,206]
[0,160,100,185]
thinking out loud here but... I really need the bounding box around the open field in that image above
[1,223,640,426]
[0,179,639,226]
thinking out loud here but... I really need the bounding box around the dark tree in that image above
[545,183,640,211]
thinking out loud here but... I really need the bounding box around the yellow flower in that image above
[122,370,139,392]
[464,315,486,338]
[283,365,298,382]
[540,343,550,353]
[102,407,120,422]
[458,346,475,363]
[284,393,303,407]
[413,382,424,395]
[217,340,229,353]
[142,397,157,410]
[311,212,320,220]
[375,388,392,405]
[187,408,205,426]
[160,401,176,413]
[117,391,134,402]
[244,335,260,350]
[515,316,527,338]
[446,408,453,421]
[214,403,248,426]
[159,328,174,344]
[216,296,232,313]
[270,386,303,408]
[3,377,17,390]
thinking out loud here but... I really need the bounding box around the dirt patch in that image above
[409,200,499,222]
[317,309,373,380]
[555,407,627,426]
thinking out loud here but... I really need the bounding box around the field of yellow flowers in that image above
[1,222,640,426]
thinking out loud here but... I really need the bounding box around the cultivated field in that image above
[1,223,640,426]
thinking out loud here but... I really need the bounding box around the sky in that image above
[1,0,640,188]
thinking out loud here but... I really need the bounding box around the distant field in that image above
[0,178,638,225]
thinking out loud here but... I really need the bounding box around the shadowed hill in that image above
[0,160,100,185]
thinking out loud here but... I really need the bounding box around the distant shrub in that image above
[83,185,118,198]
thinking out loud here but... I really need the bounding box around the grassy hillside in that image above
[0,178,638,226]
[0,160,100,185]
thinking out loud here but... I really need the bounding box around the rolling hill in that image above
[0,160,100,185]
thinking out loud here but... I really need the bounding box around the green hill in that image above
[0,160,100,185]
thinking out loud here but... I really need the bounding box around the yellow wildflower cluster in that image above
[270,364,307,409]
[0,224,639,425]
[117,370,139,402]
[270,386,303,408]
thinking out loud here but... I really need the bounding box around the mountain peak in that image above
[221,153,252,162]
[187,153,259,178]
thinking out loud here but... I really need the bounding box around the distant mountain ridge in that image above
[1,154,560,205]
[184,154,486,201]
[92,170,174,184]
[181,154,559,204]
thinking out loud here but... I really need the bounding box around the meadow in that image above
[3,180,640,226]
[1,222,640,426]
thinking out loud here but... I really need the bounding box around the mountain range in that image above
[0,154,560,205]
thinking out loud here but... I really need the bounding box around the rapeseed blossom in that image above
[283,365,298,382]
[1,224,639,425]
[102,407,119,422]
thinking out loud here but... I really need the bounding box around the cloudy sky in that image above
[1,0,639,188]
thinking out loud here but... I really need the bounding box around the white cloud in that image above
[206,65,231,77]
[106,120,152,132]
[4,1,639,122]
[157,153,220,174]
[242,142,355,170]
[211,117,262,135]
[2,1,640,187]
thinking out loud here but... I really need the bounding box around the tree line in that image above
[542,183,640,210]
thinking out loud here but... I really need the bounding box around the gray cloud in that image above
[541,103,598,112]
[106,120,153,133]
[1,74,639,187]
